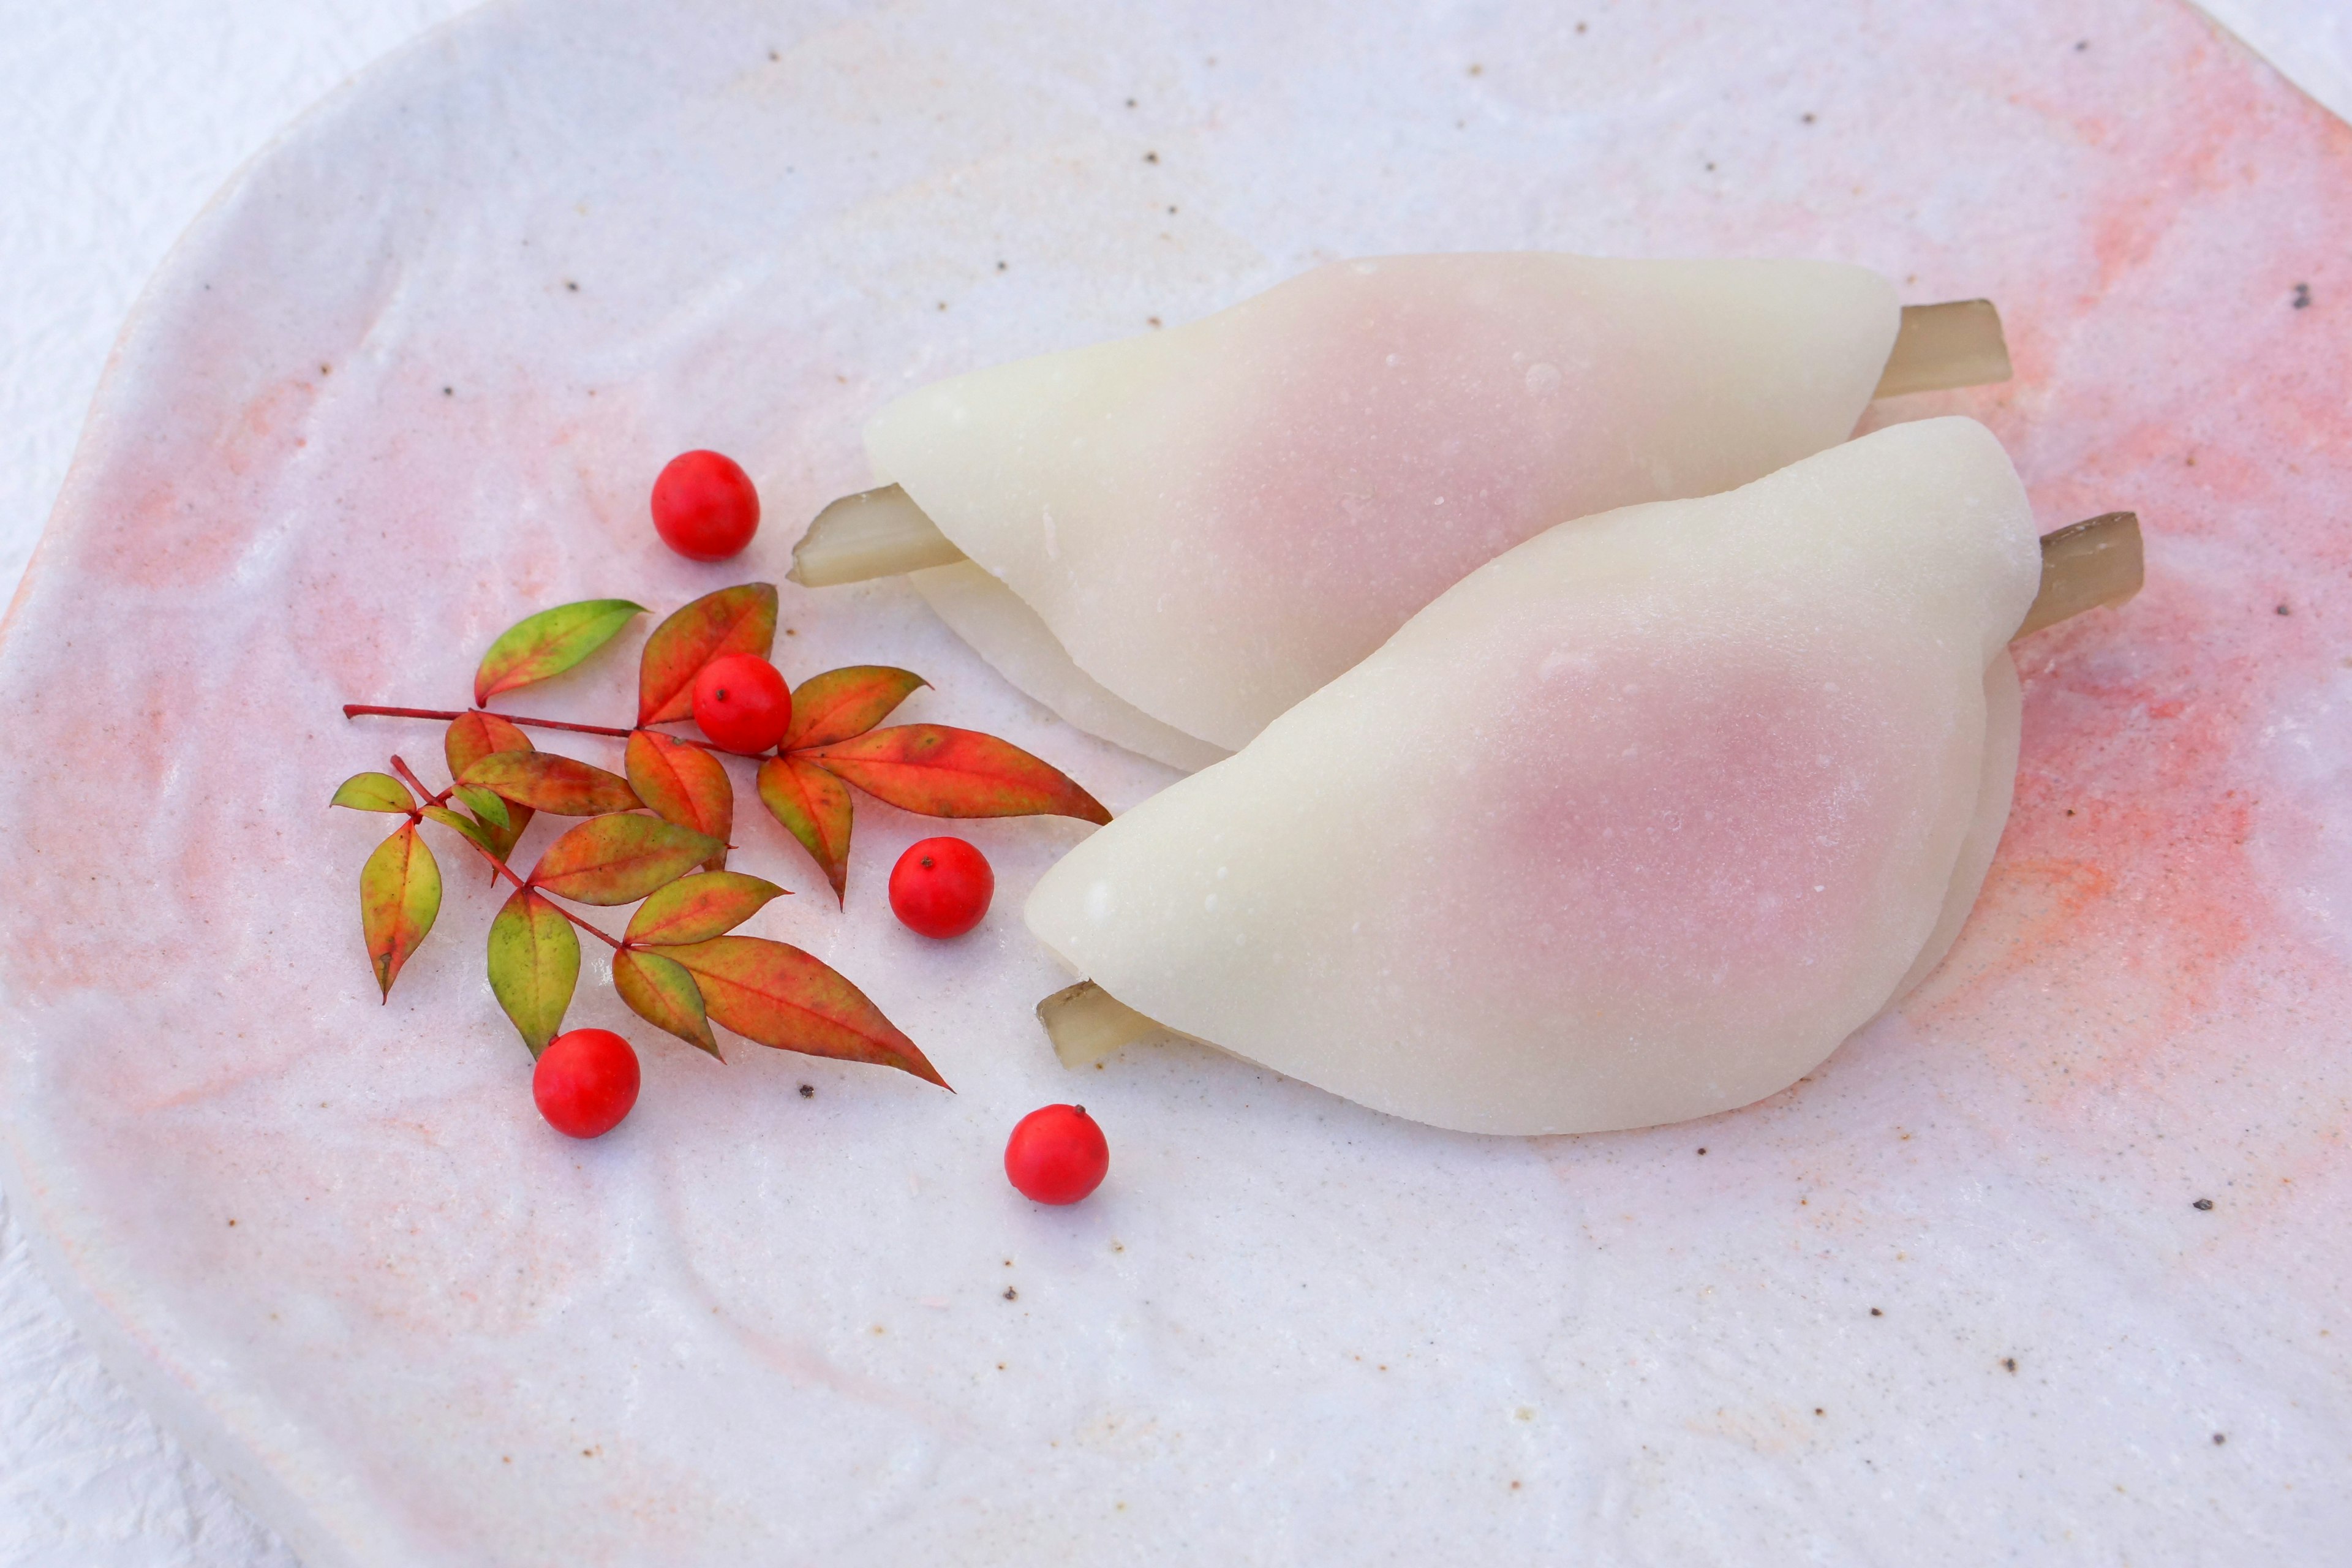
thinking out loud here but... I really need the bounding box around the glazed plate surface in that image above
[1,0,2347,1561]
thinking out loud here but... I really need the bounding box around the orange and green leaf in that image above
[782,666,927,750]
[625,729,733,869]
[636,583,777,725]
[612,948,718,1057]
[475,598,645,706]
[662,935,946,1087]
[528,815,724,906]
[625,870,786,946]
[445,710,534,775]
[458,752,641,816]
[798,725,1110,823]
[486,888,579,1055]
[446,712,535,858]
[333,772,414,813]
[360,823,440,999]
[758,755,854,905]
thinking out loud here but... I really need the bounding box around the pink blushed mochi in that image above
[0,0,2348,1564]
[872,253,1896,753]
[1025,419,2037,1134]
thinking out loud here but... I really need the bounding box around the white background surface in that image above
[0,1,2343,1562]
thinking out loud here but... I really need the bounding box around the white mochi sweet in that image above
[1024,418,2042,1135]
[869,252,1901,758]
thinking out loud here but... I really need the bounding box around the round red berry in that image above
[651,450,760,561]
[693,653,792,753]
[532,1028,641,1139]
[1004,1104,1109,1204]
[889,836,993,938]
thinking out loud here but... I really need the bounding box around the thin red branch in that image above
[346,703,699,746]
[388,753,623,951]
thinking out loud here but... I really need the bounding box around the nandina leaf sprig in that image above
[336,750,942,1087]
[345,583,1112,904]
[335,582,1112,1088]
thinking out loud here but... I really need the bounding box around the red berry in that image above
[889,836,993,938]
[651,450,760,561]
[1004,1104,1109,1204]
[532,1028,640,1139]
[693,653,791,753]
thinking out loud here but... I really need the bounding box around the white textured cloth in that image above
[0,1,2342,1562]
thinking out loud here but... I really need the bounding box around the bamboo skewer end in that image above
[2017,510,2144,640]
[1877,300,2013,398]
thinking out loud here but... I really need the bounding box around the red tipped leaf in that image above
[626,870,786,946]
[360,823,441,999]
[626,729,733,869]
[445,712,535,858]
[757,755,853,904]
[612,948,719,1057]
[529,815,725,906]
[782,666,927,750]
[475,598,644,706]
[459,751,641,816]
[799,725,1110,823]
[445,710,534,774]
[637,583,778,725]
[486,888,579,1055]
[662,935,946,1087]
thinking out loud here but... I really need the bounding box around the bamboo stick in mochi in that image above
[791,255,2014,769]
[1021,418,2143,1137]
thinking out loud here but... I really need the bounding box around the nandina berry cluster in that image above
[334,581,1112,1132]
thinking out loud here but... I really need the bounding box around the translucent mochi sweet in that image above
[867,253,1902,763]
[1023,418,2042,1135]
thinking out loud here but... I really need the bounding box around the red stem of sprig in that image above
[387,753,624,951]
[346,704,704,747]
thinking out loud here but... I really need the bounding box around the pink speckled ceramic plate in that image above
[2,0,2347,1562]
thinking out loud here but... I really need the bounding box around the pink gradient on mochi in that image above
[0,0,2346,1562]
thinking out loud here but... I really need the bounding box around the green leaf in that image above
[528,815,725,906]
[453,784,511,831]
[360,823,440,1000]
[637,583,778,725]
[626,870,786,946]
[333,772,414,812]
[474,598,646,706]
[757,755,854,905]
[420,804,497,856]
[459,751,641,816]
[782,666,927,750]
[663,935,947,1087]
[625,729,733,870]
[445,712,534,859]
[612,948,719,1057]
[799,725,1110,823]
[486,888,579,1056]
